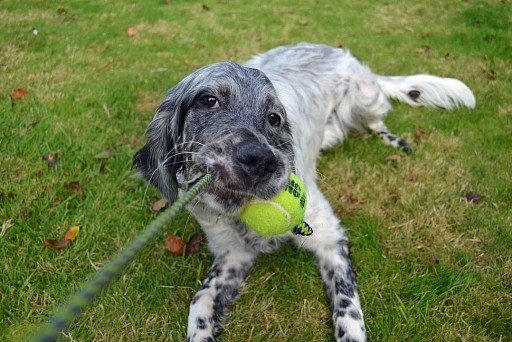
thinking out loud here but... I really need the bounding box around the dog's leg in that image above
[367,120,413,154]
[318,237,366,342]
[187,248,256,342]
[350,73,413,154]
[293,186,366,342]
[328,70,413,153]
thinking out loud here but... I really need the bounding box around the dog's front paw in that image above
[334,309,366,342]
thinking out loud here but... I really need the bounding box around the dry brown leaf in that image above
[45,225,80,250]
[165,234,186,255]
[64,226,80,241]
[483,68,497,80]
[127,27,138,37]
[65,181,83,194]
[414,128,431,141]
[44,239,70,249]
[152,199,168,212]
[427,256,438,267]
[420,44,432,52]
[462,192,486,203]
[10,88,28,101]
[185,233,204,254]
[42,153,57,168]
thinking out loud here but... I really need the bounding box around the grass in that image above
[1,0,510,341]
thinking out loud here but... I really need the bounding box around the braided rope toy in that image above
[33,172,311,341]
[33,174,212,342]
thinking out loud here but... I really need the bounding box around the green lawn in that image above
[1,0,511,341]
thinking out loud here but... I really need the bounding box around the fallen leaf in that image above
[42,153,57,168]
[10,88,28,101]
[57,8,67,15]
[462,192,485,203]
[64,226,80,241]
[127,27,138,37]
[185,233,204,254]
[95,149,116,159]
[414,128,431,141]
[65,181,83,194]
[44,239,71,249]
[45,225,80,250]
[444,52,451,59]
[152,199,168,212]
[483,68,497,80]
[202,4,210,10]
[420,44,432,52]
[165,234,186,255]
[427,256,439,267]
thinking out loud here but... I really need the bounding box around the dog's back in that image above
[245,43,475,156]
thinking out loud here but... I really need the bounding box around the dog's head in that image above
[134,62,294,213]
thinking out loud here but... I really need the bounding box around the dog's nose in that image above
[234,142,278,178]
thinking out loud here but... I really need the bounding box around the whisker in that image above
[139,140,206,207]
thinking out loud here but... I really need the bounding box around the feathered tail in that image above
[376,74,475,109]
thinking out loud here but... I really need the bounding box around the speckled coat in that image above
[134,43,475,342]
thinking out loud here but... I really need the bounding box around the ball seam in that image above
[248,199,291,228]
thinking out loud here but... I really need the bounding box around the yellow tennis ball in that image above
[240,173,307,237]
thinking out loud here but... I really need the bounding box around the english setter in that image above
[134,43,475,341]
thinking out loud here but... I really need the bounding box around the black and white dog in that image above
[134,43,475,341]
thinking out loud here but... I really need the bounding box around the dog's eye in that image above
[199,95,220,109]
[267,113,282,126]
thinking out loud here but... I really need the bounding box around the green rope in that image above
[33,174,212,342]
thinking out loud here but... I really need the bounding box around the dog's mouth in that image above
[186,175,251,198]
[184,163,289,211]
[187,171,285,198]
[207,184,250,202]
[182,137,291,211]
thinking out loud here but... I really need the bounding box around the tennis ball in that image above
[240,173,307,237]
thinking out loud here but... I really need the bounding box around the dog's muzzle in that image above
[234,141,278,181]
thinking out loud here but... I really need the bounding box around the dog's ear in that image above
[133,142,179,202]
[133,83,193,203]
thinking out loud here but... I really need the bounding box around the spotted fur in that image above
[134,43,475,341]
